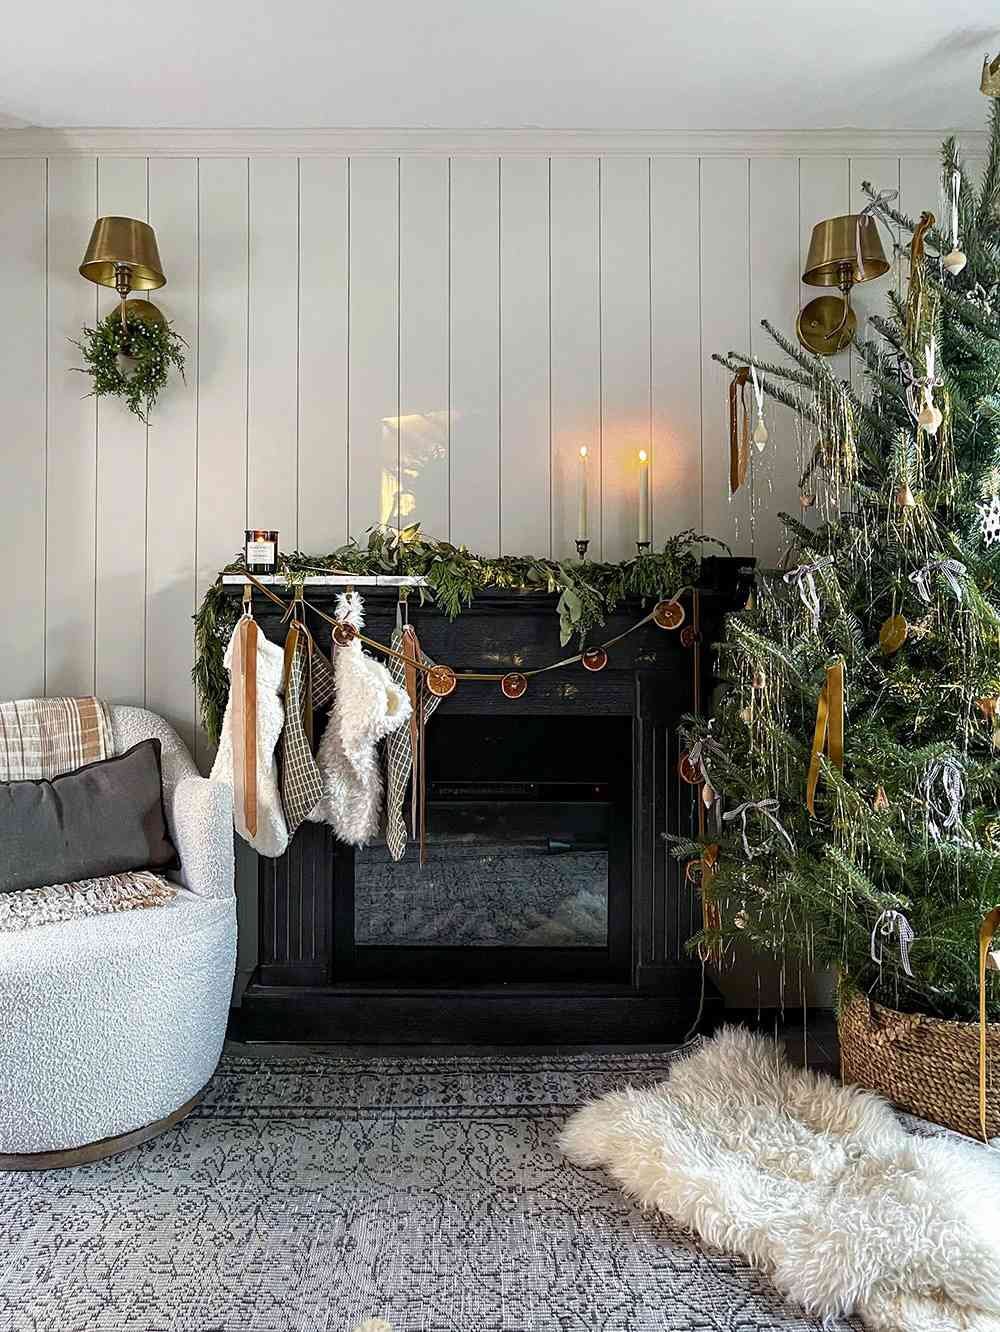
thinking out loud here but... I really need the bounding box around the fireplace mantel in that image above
[229,556,752,1043]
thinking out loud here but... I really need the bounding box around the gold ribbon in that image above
[729,368,751,496]
[231,615,259,839]
[806,659,844,816]
[979,906,1000,1141]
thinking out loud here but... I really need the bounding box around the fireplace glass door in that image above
[337,716,632,984]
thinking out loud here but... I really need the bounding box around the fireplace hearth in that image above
[230,557,751,1043]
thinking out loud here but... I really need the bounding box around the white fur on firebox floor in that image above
[560,1026,1000,1332]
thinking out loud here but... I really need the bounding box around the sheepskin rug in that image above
[560,1027,1000,1332]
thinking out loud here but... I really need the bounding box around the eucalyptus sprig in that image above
[74,306,186,424]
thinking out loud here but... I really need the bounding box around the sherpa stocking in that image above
[211,617,289,858]
[310,592,412,846]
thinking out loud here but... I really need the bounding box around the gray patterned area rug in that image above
[0,1048,864,1332]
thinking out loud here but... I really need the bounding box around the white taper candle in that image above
[577,446,589,541]
[638,449,649,544]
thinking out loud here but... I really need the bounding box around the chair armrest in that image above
[170,775,235,900]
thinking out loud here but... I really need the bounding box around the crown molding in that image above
[0,126,987,158]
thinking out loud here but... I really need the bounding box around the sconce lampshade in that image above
[802,213,889,287]
[79,217,166,291]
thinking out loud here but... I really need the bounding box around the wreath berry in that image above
[74,305,186,424]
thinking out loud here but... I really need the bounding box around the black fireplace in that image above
[232,557,752,1044]
[343,715,632,984]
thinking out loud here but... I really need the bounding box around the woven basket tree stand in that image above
[839,991,1000,1139]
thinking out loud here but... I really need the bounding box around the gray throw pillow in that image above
[0,739,178,895]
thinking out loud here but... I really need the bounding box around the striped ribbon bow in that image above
[870,909,915,977]
[723,798,795,859]
[856,189,898,278]
[909,558,966,605]
[783,556,834,629]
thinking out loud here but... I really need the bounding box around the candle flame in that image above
[638,449,648,463]
[579,445,588,458]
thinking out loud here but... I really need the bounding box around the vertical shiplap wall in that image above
[0,143,953,754]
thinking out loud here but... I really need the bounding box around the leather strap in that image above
[232,616,259,839]
[729,368,751,496]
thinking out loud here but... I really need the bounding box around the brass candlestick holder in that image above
[575,539,590,560]
[636,541,651,555]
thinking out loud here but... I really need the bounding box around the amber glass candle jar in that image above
[245,529,279,576]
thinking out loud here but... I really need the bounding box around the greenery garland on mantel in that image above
[194,524,716,744]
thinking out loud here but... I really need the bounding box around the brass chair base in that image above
[0,1086,206,1172]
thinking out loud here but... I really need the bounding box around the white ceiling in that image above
[2,0,996,130]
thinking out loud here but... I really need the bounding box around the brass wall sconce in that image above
[796,212,888,356]
[80,216,166,325]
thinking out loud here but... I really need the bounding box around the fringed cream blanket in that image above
[0,872,175,932]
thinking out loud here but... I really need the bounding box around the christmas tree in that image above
[681,105,1000,1024]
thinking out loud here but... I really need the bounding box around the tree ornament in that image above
[501,671,528,700]
[910,557,966,605]
[679,751,702,785]
[652,598,685,630]
[878,614,908,654]
[680,625,700,648]
[581,646,608,672]
[873,785,890,811]
[799,493,817,510]
[978,492,1000,547]
[917,399,943,435]
[976,697,1000,721]
[943,169,967,275]
[783,556,833,630]
[426,665,457,698]
[751,667,767,690]
[895,483,916,509]
[739,704,752,724]
[870,909,915,977]
[806,660,844,816]
[734,908,748,930]
[701,781,717,809]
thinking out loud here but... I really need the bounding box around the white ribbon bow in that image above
[856,190,898,279]
[783,556,834,629]
[723,798,795,859]
[920,758,965,841]
[870,909,915,977]
[687,735,724,783]
[951,168,961,248]
[909,557,966,605]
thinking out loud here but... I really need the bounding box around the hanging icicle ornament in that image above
[870,909,916,977]
[943,168,967,276]
[723,798,795,859]
[978,491,1000,547]
[782,556,833,631]
[919,757,965,841]
[750,363,768,450]
[909,557,966,605]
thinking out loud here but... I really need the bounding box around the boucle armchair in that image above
[0,706,236,1168]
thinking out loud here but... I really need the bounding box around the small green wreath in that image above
[74,306,187,424]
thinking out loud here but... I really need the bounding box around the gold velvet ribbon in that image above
[231,615,259,840]
[806,659,844,816]
[979,906,1000,1141]
[729,368,751,496]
